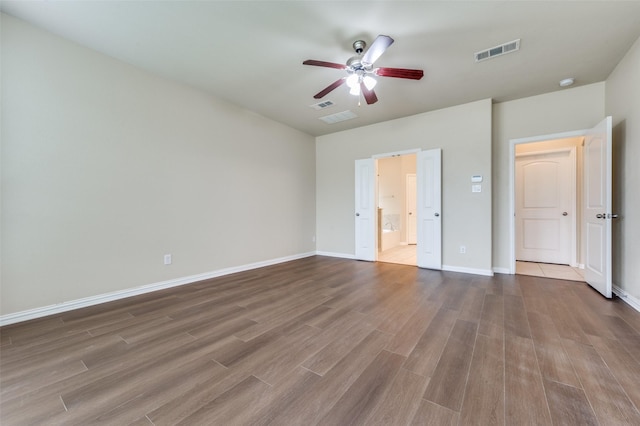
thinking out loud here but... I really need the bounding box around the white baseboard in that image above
[492,267,511,275]
[613,284,640,313]
[315,251,356,260]
[0,252,316,327]
[442,265,494,277]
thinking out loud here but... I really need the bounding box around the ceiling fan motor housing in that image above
[352,40,366,54]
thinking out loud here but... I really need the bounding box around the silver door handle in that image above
[562,212,568,216]
[608,214,619,219]
[434,213,440,217]
[355,213,360,217]
[596,213,605,219]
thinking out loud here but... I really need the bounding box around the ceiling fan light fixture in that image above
[363,75,377,90]
[303,34,423,105]
[346,74,359,89]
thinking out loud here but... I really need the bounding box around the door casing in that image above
[355,148,441,269]
[509,130,586,274]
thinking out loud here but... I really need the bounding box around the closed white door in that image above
[354,158,376,261]
[515,149,574,264]
[584,117,613,298]
[416,149,442,269]
[406,174,417,244]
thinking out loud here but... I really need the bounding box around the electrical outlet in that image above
[164,254,172,265]
[459,246,466,254]
[312,236,316,243]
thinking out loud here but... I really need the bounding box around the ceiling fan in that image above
[303,35,424,105]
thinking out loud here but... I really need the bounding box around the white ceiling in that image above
[2,1,640,137]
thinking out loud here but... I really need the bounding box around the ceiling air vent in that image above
[319,110,357,124]
[309,100,335,110]
[475,39,520,62]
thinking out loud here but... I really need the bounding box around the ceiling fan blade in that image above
[376,67,424,80]
[361,82,378,105]
[303,59,347,70]
[313,78,347,99]
[362,35,394,65]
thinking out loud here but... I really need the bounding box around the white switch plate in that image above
[472,184,482,193]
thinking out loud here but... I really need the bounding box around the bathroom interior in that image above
[377,153,417,265]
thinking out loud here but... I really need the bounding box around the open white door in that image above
[584,116,613,298]
[354,158,376,261]
[416,149,442,269]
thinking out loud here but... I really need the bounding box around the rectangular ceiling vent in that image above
[475,39,520,62]
[310,100,335,110]
[319,110,357,124]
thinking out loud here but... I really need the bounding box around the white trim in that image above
[613,284,640,313]
[315,251,357,260]
[442,265,494,277]
[0,252,316,326]
[493,267,511,275]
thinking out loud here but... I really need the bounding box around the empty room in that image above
[2,1,640,425]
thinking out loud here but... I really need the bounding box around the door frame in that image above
[509,129,586,274]
[515,146,577,265]
[358,148,421,264]
[406,173,417,245]
[373,149,420,261]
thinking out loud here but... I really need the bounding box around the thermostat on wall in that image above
[471,175,483,183]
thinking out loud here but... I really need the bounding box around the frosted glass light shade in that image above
[346,74,359,88]
[363,75,377,90]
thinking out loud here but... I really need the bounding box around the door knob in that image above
[562,212,568,216]
[596,213,605,219]
[434,213,440,217]
[608,214,619,219]
[409,212,412,215]
[355,213,360,217]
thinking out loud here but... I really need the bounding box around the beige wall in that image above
[316,99,493,274]
[492,83,606,272]
[1,15,316,316]
[606,35,640,302]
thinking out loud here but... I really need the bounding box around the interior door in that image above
[515,150,573,264]
[584,117,613,298]
[406,174,417,244]
[416,149,442,269]
[354,158,376,261]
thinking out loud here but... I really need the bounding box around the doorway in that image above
[512,137,582,275]
[515,146,576,265]
[355,148,442,269]
[376,154,417,266]
[509,118,613,298]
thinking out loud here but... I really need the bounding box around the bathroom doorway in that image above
[376,153,417,265]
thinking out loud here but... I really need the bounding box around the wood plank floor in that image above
[2,256,640,425]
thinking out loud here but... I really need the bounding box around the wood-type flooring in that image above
[2,256,640,425]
